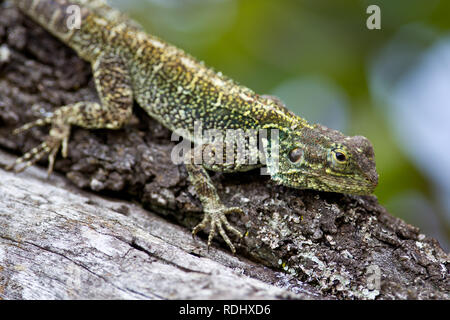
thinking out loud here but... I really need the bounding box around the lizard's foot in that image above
[7,119,70,175]
[192,206,244,253]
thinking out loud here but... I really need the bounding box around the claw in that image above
[192,215,209,237]
[8,119,69,175]
[220,214,243,239]
[192,206,243,254]
[6,141,50,172]
[7,137,61,174]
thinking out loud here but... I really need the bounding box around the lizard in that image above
[7,0,378,253]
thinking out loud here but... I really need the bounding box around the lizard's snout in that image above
[350,135,378,189]
[367,169,379,187]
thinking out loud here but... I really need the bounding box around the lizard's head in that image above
[265,123,378,195]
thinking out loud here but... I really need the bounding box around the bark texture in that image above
[0,2,448,299]
[0,152,320,299]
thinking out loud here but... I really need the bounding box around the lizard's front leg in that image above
[186,156,244,253]
[7,52,133,174]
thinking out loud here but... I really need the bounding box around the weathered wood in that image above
[0,1,448,299]
[0,151,318,299]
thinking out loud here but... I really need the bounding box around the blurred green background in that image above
[109,0,450,251]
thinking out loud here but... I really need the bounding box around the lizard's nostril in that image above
[370,171,379,186]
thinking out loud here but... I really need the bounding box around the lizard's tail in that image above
[69,0,142,30]
[12,0,90,41]
[13,0,141,38]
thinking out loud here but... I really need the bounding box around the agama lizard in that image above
[8,0,378,253]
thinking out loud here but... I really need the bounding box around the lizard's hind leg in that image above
[7,53,134,175]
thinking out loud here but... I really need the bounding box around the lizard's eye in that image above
[333,150,347,162]
[288,148,303,163]
[328,148,349,171]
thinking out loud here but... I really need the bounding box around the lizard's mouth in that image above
[273,170,377,196]
[363,167,379,189]
[323,174,378,195]
[310,177,377,196]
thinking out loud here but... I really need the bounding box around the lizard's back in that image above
[13,0,300,141]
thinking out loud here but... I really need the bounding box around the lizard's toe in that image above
[214,218,236,253]
[192,206,243,253]
[8,119,71,174]
[223,206,245,216]
[12,116,51,135]
[220,214,243,239]
[7,136,61,174]
[192,213,210,236]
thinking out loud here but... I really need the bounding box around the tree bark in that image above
[0,2,448,299]
[0,151,320,299]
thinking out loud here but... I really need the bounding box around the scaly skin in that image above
[9,0,378,253]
